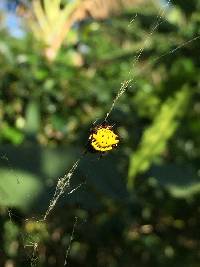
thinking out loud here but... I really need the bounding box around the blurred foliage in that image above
[0,0,200,266]
[128,88,190,189]
[22,0,144,61]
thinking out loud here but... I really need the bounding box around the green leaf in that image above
[128,88,190,190]
[25,100,41,134]
[150,164,200,198]
[0,168,43,212]
[0,123,24,145]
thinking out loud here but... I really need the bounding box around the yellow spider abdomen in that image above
[89,127,119,152]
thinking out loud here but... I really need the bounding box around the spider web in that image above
[1,1,200,266]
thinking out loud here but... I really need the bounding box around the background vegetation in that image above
[0,0,200,266]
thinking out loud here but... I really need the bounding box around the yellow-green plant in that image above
[128,88,190,190]
[27,0,81,61]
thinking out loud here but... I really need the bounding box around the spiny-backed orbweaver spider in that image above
[88,121,119,153]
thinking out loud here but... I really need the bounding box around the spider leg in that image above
[98,152,106,160]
